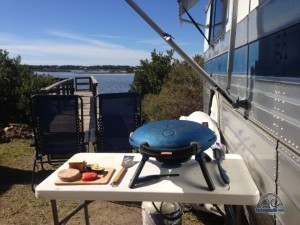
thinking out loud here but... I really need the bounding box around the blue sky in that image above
[0,0,206,66]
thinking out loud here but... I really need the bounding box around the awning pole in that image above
[125,0,240,107]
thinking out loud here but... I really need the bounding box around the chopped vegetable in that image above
[86,164,105,173]
[81,172,98,181]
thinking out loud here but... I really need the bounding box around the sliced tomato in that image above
[81,172,98,181]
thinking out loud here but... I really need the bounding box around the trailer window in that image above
[209,0,226,40]
[233,46,248,75]
[211,53,228,74]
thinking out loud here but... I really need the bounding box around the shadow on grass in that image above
[0,165,55,195]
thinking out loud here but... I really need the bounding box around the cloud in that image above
[48,30,126,49]
[5,42,149,66]
[87,34,132,39]
[0,31,150,66]
[139,37,165,46]
[0,30,198,66]
[84,31,169,49]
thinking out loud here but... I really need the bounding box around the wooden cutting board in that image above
[55,168,115,185]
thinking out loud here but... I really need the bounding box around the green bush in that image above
[142,56,204,121]
[0,49,55,125]
[129,49,173,97]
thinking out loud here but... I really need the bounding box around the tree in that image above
[0,49,55,125]
[129,49,174,97]
[142,55,205,121]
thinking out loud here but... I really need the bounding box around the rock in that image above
[0,123,33,143]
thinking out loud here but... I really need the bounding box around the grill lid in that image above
[129,120,216,151]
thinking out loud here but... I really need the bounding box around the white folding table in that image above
[35,153,259,224]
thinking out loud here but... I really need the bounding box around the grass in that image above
[0,140,224,225]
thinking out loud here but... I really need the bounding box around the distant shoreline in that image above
[29,65,138,74]
[72,70,132,74]
[33,69,134,74]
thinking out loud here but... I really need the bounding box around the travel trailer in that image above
[126,0,300,224]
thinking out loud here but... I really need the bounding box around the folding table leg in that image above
[84,201,90,225]
[234,205,242,225]
[51,200,59,225]
[50,200,92,225]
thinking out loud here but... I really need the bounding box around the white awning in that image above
[178,0,200,11]
[178,0,200,21]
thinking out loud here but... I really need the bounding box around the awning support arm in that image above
[125,0,244,109]
[181,5,214,49]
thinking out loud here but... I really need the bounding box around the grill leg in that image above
[196,151,215,191]
[128,154,149,188]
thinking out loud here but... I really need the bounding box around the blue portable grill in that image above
[128,120,217,190]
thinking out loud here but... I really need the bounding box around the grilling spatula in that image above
[111,156,136,187]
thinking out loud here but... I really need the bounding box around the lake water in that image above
[36,72,134,93]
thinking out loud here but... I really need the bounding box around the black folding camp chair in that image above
[93,92,141,153]
[30,94,89,191]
